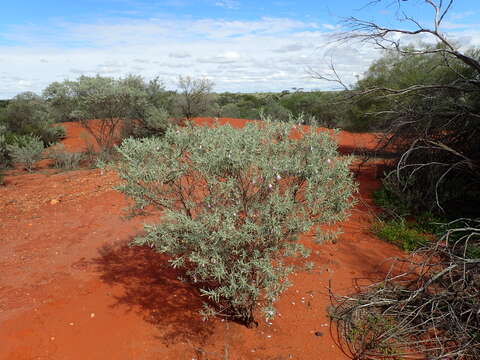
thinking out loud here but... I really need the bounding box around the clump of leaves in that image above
[372,219,427,252]
[115,118,356,326]
[6,135,44,172]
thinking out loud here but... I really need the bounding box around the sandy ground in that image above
[0,118,401,360]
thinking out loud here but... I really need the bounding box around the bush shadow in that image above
[92,240,215,347]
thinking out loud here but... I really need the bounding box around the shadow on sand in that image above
[92,240,215,347]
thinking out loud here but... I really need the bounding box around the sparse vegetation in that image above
[48,144,83,170]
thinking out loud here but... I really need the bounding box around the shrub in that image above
[122,106,172,139]
[115,118,356,326]
[372,219,427,251]
[48,144,83,169]
[4,92,64,146]
[6,135,44,172]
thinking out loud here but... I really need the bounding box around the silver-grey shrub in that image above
[115,118,356,326]
[48,144,83,169]
[6,135,44,172]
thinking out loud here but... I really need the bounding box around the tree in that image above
[315,0,480,216]
[324,2,480,358]
[174,76,214,120]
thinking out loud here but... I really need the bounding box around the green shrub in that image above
[48,144,83,169]
[4,92,64,146]
[115,118,356,326]
[372,182,411,218]
[372,220,427,251]
[6,135,44,172]
[123,106,172,139]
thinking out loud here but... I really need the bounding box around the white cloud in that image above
[451,11,476,20]
[1,15,478,98]
[215,0,240,10]
[322,23,341,31]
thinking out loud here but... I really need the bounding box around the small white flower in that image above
[276,174,281,181]
[252,179,256,184]
[268,183,273,189]
[327,158,332,164]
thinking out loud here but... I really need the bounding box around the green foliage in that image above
[115,117,356,325]
[372,219,427,252]
[260,100,291,122]
[173,76,215,120]
[373,182,411,217]
[45,75,174,151]
[4,92,64,146]
[352,47,480,216]
[48,144,83,169]
[6,135,44,172]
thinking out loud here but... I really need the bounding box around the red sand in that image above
[0,118,401,359]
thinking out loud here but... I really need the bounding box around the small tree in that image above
[174,76,214,120]
[115,117,356,326]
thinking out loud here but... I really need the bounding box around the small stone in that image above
[50,337,55,341]
[90,313,95,318]
[50,199,59,205]
[315,331,323,337]
[69,322,74,326]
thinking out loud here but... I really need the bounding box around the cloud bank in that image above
[0,15,478,98]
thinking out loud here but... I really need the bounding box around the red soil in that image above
[0,118,401,360]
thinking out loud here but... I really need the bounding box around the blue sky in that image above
[0,0,479,98]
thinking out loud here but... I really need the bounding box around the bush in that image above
[4,92,64,146]
[48,144,83,169]
[6,135,44,172]
[122,106,172,139]
[115,118,356,326]
[372,219,427,251]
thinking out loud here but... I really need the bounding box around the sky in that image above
[0,0,479,98]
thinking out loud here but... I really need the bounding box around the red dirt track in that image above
[0,118,399,360]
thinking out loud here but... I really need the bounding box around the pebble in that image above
[69,322,74,326]
[90,313,95,318]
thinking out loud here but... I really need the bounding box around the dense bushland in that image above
[114,117,356,326]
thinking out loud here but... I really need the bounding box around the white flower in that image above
[268,183,273,189]
[327,158,332,164]
[276,174,281,181]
